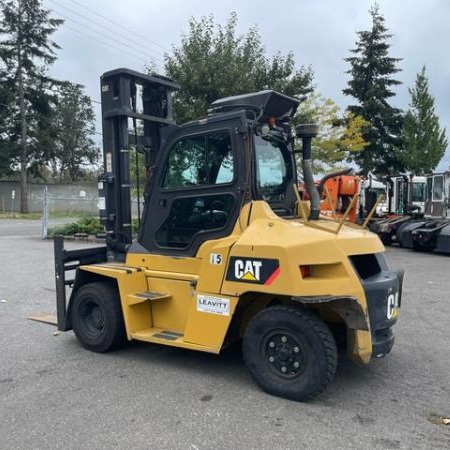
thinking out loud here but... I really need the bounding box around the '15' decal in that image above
[210,253,222,265]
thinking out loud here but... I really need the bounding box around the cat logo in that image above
[226,257,280,285]
[235,260,262,281]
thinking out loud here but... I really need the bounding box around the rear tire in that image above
[71,282,125,353]
[243,306,337,402]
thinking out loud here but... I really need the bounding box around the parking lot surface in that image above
[0,219,449,449]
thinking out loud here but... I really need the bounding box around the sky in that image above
[42,0,450,171]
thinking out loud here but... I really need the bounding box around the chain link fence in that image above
[41,186,100,238]
[0,181,144,239]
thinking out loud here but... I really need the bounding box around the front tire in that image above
[243,306,337,402]
[71,282,125,353]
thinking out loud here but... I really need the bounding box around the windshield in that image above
[254,135,292,201]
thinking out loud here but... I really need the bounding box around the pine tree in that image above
[400,66,447,175]
[343,4,403,175]
[0,77,17,176]
[0,0,62,212]
[53,82,99,182]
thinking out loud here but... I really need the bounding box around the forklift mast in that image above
[98,68,180,259]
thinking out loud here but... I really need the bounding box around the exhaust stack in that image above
[296,124,320,220]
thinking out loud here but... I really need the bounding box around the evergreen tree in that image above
[164,13,314,123]
[22,68,60,180]
[0,0,62,212]
[343,4,403,175]
[52,83,99,182]
[0,78,17,176]
[400,66,447,175]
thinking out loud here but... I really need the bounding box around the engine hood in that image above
[234,201,384,261]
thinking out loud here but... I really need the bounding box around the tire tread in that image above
[243,305,337,401]
[72,281,125,353]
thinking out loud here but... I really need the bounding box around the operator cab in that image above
[98,69,301,259]
[211,90,298,210]
[136,90,300,257]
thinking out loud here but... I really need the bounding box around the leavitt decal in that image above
[197,295,230,316]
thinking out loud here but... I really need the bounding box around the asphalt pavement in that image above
[0,219,449,449]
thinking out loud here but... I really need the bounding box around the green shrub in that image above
[48,216,143,238]
[132,218,140,233]
[48,217,103,237]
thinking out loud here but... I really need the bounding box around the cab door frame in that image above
[138,110,249,257]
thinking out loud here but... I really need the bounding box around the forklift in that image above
[54,68,404,401]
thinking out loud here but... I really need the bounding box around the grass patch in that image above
[0,211,97,220]
[0,212,42,219]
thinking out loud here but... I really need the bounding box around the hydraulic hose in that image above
[317,168,353,198]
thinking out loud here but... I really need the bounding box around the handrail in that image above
[292,183,307,220]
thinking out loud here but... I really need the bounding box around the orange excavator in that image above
[299,169,360,223]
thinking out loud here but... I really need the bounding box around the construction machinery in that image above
[399,171,450,252]
[387,175,427,215]
[54,68,404,402]
[300,172,388,225]
[371,173,450,253]
[370,175,427,245]
[321,172,360,222]
[298,170,360,223]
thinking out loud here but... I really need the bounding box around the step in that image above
[126,291,172,306]
[131,327,217,353]
[131,328,184,342]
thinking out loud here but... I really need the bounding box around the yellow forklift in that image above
[54,68,404,401]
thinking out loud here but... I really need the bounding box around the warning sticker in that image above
[197,295,230,316]
[98,197,106,210]
[106,152,112,173]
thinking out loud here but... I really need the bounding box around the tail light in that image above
[300,265,312,278]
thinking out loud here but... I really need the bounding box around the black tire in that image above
[71,282,126,353]
[243,305,337,402]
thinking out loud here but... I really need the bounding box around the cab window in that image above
[432,175,444,201]
[156,129,236,249]
[412,182,425,203]
[426,177,433,201]
[254,136,290,201]
[155,193,235,248]
[163,131,233,189]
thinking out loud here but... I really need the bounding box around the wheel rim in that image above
[79,299,106,339]
[262,330,307,379]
